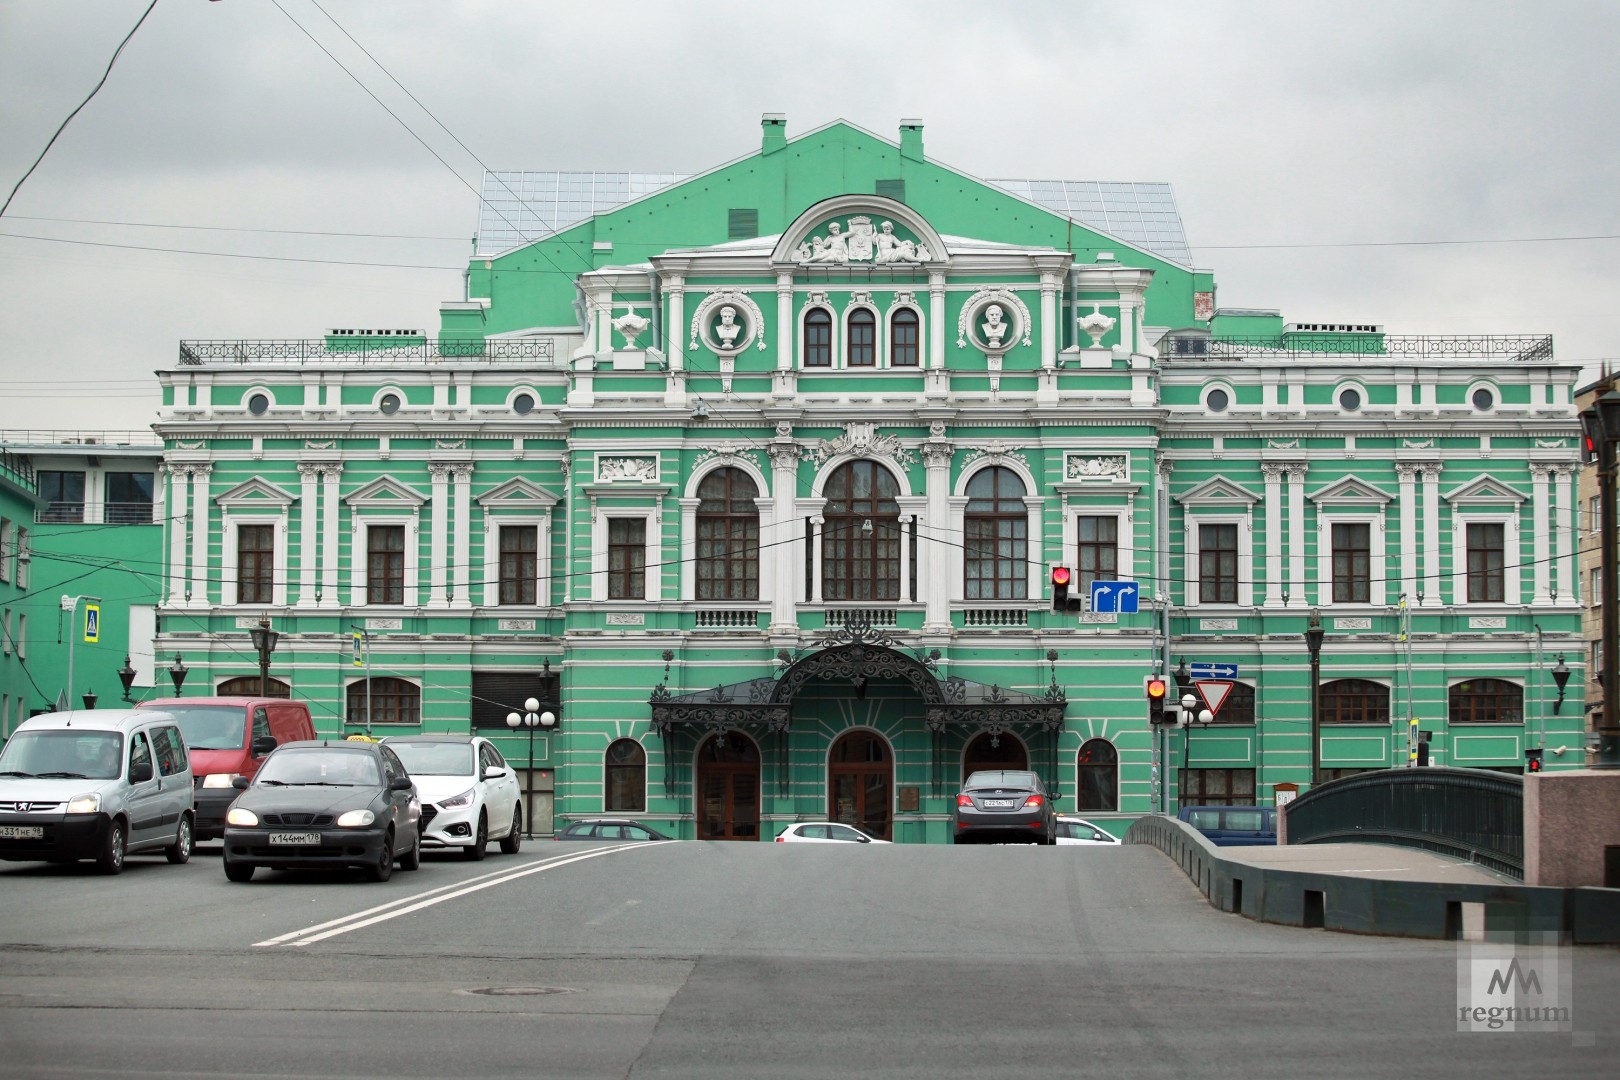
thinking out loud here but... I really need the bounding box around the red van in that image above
[137,697,316,841]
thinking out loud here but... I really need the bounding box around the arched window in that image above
[890,308,920,366]
[605,739,646,812]
[695,468,760,600]
[847,309,876,367]
[963,467,1027,600]
[963,731,1027,783]
[215,676,290,698]
[822,461,901,601]
[346,677,421,726]
[1320,679,1390,724]
[1449,679,1524,724]
[804,308,832,367]
[1205,682,1256,725]
[1076,738,1118,812]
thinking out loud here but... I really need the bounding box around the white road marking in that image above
[254,842,674,948]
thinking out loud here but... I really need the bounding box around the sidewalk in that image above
[1225,842,1514,886]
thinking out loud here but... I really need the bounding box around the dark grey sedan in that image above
[221,740,421,882]
[953,769,1057,845]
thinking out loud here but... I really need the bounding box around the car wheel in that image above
[96,818,127,875]
[224,860,255,883]
[464,812,489,861]
[399,827,421,871]
[366,829,395,882]
[166,813,194,864]
[499,804,522,854]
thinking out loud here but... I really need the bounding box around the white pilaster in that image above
[922,437,954,631]
[776,272,794,371]
[166,464,188,605]
[320,465,341,607]
[452,463,473,608]
[1396,464,1419,601]
[1530,463,1553,603]
[1287,465,1308,605]
[1422,464,1443,603]
[1262,464,1284,605]
[929,272,946,368]
[428,463,450,608]
[768,441,800,633]
[297,464,320,607]
[189,466,211,606]
[1557,465,1578,603]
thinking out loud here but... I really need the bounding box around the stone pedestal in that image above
[1524,770,1620,887]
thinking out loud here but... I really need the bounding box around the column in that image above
[189,465,211,606]
[666,273,686,373]
[810,516,825,603]
[1530,463,1553,603]
[1039,272,1060,369]
[897,514,912,603]
[1261,464,1285,605]
[297,464,320,607]
[922,435,954,632]
[428,463,450,608]
[1287,464,1308,605]
[166,464,188,606]
[1556,464,1578,603]
[320,464,342,608]
[452,463,474,608]
[776,272,794,370]
[768,440,801,633]
[928,271,947,368]
[1421,464,1443,604]
[1396,464,1419,602]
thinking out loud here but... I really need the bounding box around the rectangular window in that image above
[1592,495,1602,533]
[890,314,919,366]
[38,471,85,523]
[366,525,406,605]
[1178,768,1256,806]
[1594,641,1605,683]
[804,314,832,367]
[964,517,1027,601]
[1198,523,1239,604]
[13,527,25,589]
[237,524,275,604]
[2,608,10,654]
[15,613,23,659]
[607,519,646,600]
[1592,567,1603,609]
[0,518,9,583]
[727,208,759,239]
[105,472,155,524]
[1331,522,1371,603]
[499,526,538,605]
[848,315,876,366]
[875,179,906,203]
[1076,516,1119,594]
[1465,522,1505,603]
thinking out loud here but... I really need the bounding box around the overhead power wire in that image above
[0,0,160,219]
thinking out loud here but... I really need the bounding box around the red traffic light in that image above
[1051,567,1072,587]
[1146,677,1168,700]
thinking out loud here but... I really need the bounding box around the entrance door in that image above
[963,731,1028,783]
[828,730,892,840]
[696,734,760,840]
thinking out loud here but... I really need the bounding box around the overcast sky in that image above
[1,0,1616,434]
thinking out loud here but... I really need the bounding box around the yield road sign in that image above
[1090,580,1140,614]
[1195,680,1234,716]
[1189,662,1239,680]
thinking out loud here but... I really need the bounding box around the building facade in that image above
[144,116,1588,840]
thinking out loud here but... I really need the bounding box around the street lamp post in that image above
[81,689,97,710]
[1306,609,1325,785]
[248,617,279,698]
[168,655,188,696]
[506,697,558,838]
[117,656,137,703]
[1179,691,1213,808]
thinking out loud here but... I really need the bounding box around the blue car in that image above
[1178,805,1277,846]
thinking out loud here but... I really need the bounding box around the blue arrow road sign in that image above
[1189,662,1240,680]
[1090,580,1140,614]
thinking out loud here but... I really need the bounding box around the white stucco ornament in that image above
[1078,305,1116,348]
[689,289,767,355]
[792,217,933,265]
[612,310,649,349]
[957,288,1033,351]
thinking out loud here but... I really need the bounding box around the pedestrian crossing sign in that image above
[84,604,100,644]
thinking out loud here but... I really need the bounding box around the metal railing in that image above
[1283,767,1524,878]
[0,430,162,448]
[0,449,36,491]
[36,502,155,525]
[177,338,556,366]
[1162,334,1553,363]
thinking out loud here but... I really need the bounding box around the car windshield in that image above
[256,748,380,786]
[0,730,124,779]
[387,741,474,776]
[160,705,246,751]
[964,770,1037,790]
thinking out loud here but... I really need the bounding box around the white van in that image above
[0,710,196,873]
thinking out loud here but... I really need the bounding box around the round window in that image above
[1206,388,1230,413]
[379,392,401,415]
[1338,388,1362,411]
[513,392,535,416]
[1472,387,1495,411]
[247,392,270,416]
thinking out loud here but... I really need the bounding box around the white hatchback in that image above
[776,822,891,844]
[1055,816,1122,846]
[383,735,522,859]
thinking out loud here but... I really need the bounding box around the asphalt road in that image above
[0,839,1615,1079]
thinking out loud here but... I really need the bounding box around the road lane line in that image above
[255,842,674,947]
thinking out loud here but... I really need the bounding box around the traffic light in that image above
[1525,747,1543,773]
[1580,409,1602,464]
[1050,567,1083,614]
[1145,676,1169,725]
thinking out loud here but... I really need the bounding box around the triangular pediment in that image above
[1308,475,1392,507]
[476,477,559,509]
[214,477,296,508]
[1443,476,1524,507]
[1175,475,1259,507]
[344,476,426,508]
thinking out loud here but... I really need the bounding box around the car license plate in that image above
[268,832,320,845]
[0,825,44,840]
[983,799,1016,809]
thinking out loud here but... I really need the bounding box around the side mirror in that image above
[1048,790,1061,805]
[128,761,153,784]
[251,735,278,757]
[389,775,414,792]
[483,765,508,780]
[232,776,250,790]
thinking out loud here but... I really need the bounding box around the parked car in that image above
[138,696,315,841]
[222,740,420,882]
[1055,816,1122,846]
[1177,805,1277,846]
[554,818,673,842]
[0,709,195,873]
[776,821,891,844]
[382,734,522,859]
[953,769,1057,845]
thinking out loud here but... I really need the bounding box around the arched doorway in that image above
[829,730,892,840]
[963,731,1028,782]
[696,733,760,841]
[1076,738,1119,811]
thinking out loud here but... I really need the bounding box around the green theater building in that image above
[149,115,1589,841]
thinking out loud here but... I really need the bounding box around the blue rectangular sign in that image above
[1189,661,1239,680]
[1089,580,1140,614]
